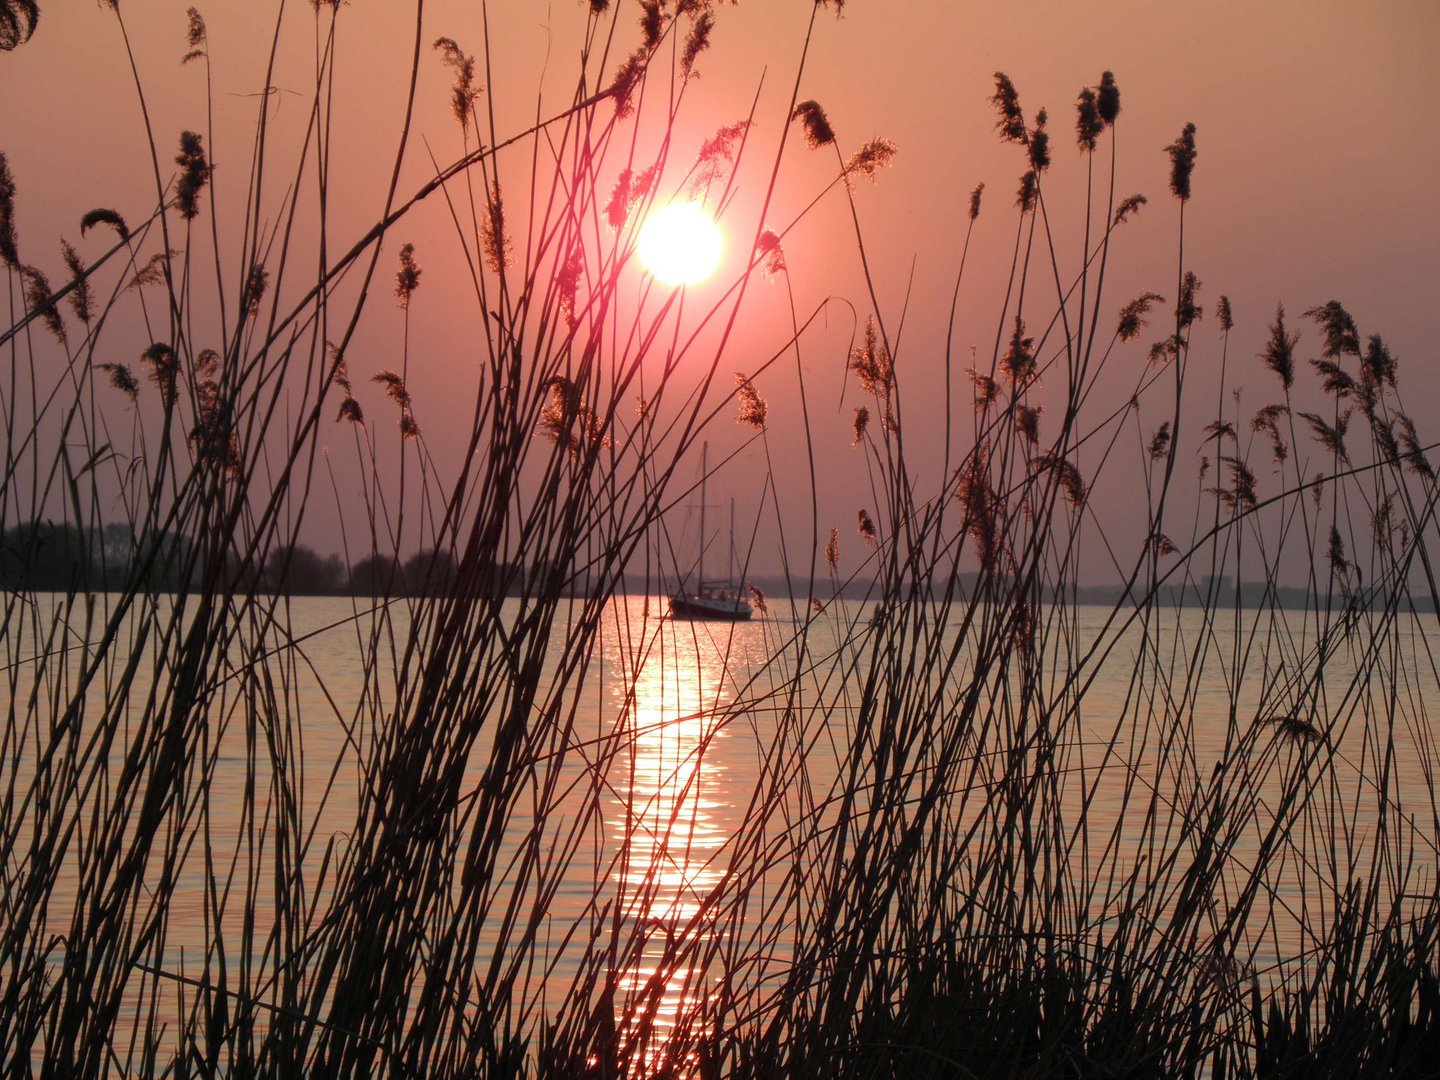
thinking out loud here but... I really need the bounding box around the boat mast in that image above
[728,497,735,587]
[697,442,707,592]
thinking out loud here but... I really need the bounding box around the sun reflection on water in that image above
[606,602,757,1073]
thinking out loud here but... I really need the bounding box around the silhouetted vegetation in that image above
[2,4,1438,1077]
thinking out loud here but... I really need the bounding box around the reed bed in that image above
[3,2,1438,1076]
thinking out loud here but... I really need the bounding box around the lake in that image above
[5,590,1436,1070]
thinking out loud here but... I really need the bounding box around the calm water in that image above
[7,591,1438,1064]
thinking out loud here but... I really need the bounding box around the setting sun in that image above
[636,202,723,286]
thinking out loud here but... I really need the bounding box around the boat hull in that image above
[669,593,753,620]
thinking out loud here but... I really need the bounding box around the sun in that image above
[636,202,723,286]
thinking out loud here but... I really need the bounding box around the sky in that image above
[3,1,1438,585]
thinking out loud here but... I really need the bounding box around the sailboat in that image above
[669,444,753,621]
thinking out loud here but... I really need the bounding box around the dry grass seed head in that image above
[756,229,785,276]
[1203,419,1236,444]
[243,263,268,318]
[185,7,206,47]
[1261,304,1298,391]
[558,240,585,327]
[849,316,892,397]
[825,527,839,569]
[692,120,749,194]
[1217,295,1233,332]
[681,10,714,77]
[1113,193,1147,226]
[639,0,663,48]
[1076,88,1102,152]
[1001,316,1035,385]
[1028,109,1050,172]
[1149,422,1171,461]
[0,151,19,268]
[1251,404,1289,464]
[969,182,984,221]
[792,101,835,148]
[142,342,179,405]
[1097,71,1120,125]
[1016,169,1038,213]
[1118,292,1164,343]
[990,72,1026,144]
[97,362,140,400]
[851,405,869,446]
[1304,300,1361,359]
[734,374,767,429]
[80,208,129,242]
[395,243,421,308]
[483,182,512,274]
[20,265,65,343]
[610,49,646,119]
[747,584,767,615]
[1017,404,1042,445]
[1148,334,1181,368]
[1395,413,1433,478]
[60,239,93,324]
[844,138,897,188]
[1165,122,1197,201]
[1310,357,1356,400]
[433,38,480,131]
[1298,409,1352,464]
[0,0,39,51]
[857,509,877,546]
[1177,271,1202,329]
[174,131,211,220]
[372,369,411,410]
[1362,334,1397,390]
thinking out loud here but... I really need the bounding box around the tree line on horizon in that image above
[0,519,524,597]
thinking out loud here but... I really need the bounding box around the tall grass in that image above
[3,2,1439,1076]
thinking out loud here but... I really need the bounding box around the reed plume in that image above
[1076,88,1102,152]
[1118,291,1165,343]
[990,72,1026,144]
[395,243,421,308]
[1097,70,1120,125]
[96,362,139,399]
[1260,304,1297,390]
[60,239,93,324]
[433,37,479,131]
[1028,108,1051,172]
[792,100,835,149]
[0,150,18,267]
[968,181,984,221]
[851,406,869,446]
[174,131,211,220]
[1113,193,1147,225]
[734,374,767,429]
[857,508,877,546]
[1001,316,1035,384]
[20,265,64,343]
[1165,122,1197,201]
[680,9,714,77]
[756,229,785,276]
[79,208,129,242]
[849,316,892,396]
[843,137,897,186]
[1305,300,1361,358]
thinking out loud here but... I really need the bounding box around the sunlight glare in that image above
[636,202,723,286]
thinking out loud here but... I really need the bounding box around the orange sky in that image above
[4,1,1437,582]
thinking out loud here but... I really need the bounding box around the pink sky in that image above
[4,1,1437,583]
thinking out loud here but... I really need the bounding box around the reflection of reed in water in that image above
[614,621,729,1069]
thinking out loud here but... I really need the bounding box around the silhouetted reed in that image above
[2,7,1438,1078]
